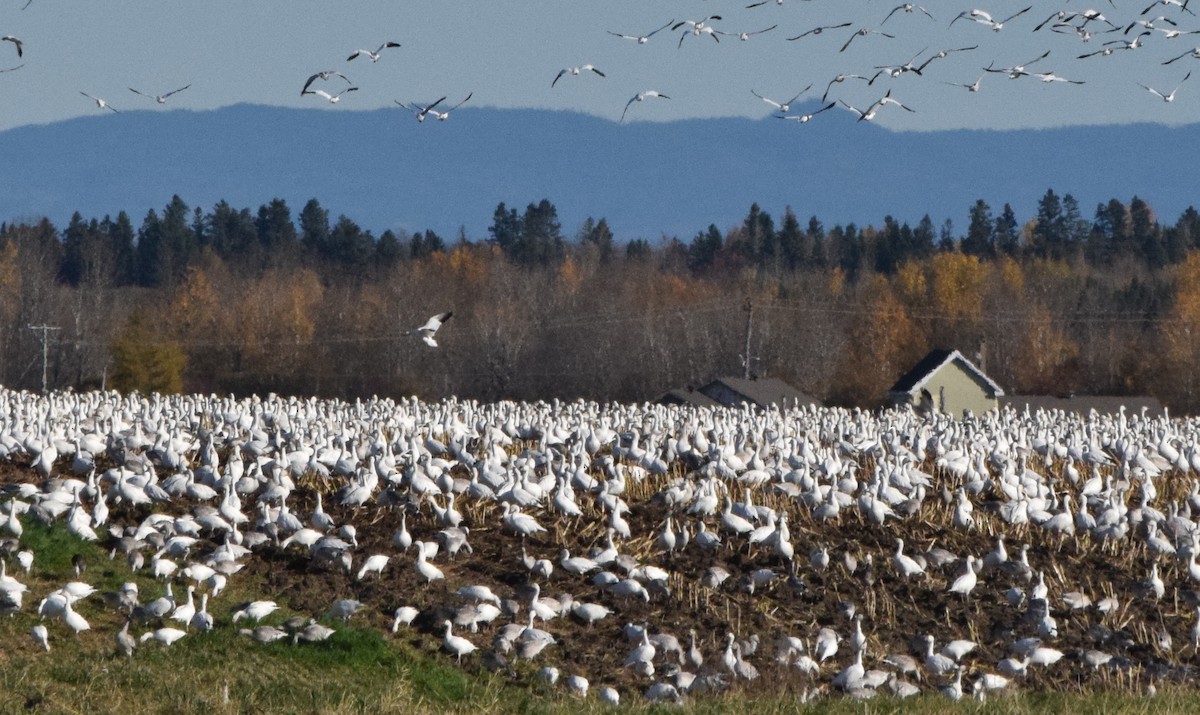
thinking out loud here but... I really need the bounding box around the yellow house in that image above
[888,349,1004,417]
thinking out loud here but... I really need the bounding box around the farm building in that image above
[658,376,821,410]
[888,349,1004,417]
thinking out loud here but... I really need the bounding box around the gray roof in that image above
[656,388,723,409]
[1000,394,1165,418]
[888,349,1004,397]
[699,376,821,409]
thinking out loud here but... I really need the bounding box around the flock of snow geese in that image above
[3,1,1199,125]
[4,381,1200,704]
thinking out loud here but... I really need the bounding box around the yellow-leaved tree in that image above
[831,274,925,407]
[1160,252,1200,410]
[109,312,186,394]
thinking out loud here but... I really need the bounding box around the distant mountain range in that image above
[2,103,1198,241]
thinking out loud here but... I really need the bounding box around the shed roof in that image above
[656,388,724,409]
[699,376,821,409]
[888,349,1004,397]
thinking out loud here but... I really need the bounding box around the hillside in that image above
[3,104,1198,240]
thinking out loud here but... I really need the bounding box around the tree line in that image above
[1,190,1198,411]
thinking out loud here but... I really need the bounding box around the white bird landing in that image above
[347,42,400,63]
[621,90,670,122]
[128,84,191,104]
[553,65,605,88]
[407,311,453,347]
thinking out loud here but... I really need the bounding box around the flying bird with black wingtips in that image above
[1,35,22,58]
[607,20,674,44]
[552,65,605,88]
[128,84,191,104]
[408,312,453,348]
[302,71,352,95]
[347,42,400,62]
[788,23,852,41]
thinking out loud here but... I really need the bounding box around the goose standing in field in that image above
[128,84,191,104]
[406,311,453,347]
[443,620,477,662]
[30,624,48,651]
[347,41,400,63]
[552,65,605,88]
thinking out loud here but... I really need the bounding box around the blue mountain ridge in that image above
[2,103,1197,241]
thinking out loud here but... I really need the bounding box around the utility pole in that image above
[742,298,753,380]
[28,324,60,393]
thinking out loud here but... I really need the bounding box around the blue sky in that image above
[2,0,1198,134]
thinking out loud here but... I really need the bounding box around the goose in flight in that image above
[751,85,811,113]
[944,74,985,92]
[0,63,22,73]
[788,23,852,40]
[397,96,445,122]
[882,4,934,25]
[840,27,895,53]
[128,84,191,104]
[950,6,1031,32]
[776,101,836,123]
[423,93,472,121]
[822,73,871,100]
[674,16,722,47]
[621,90,669,122]
[716,24,778,41]
[407,311,452,347]
[347,42,400,63]
[983,50,1051,79]
[607,20,674,44]
[301,71,352,95]
[552,65,605,88]
[1163,46,1200,63]
[2,35,21,58]
[1143,0,1195,16]
[80,92,118,113]
[915,45,978,73]
[1138,71,1191,101]
[302,86,358,103]
[1032,72,1085,85]
[840,89,914,122]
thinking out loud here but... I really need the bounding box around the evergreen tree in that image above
[299,198,331,257]
[962,199,994,258]
[1031,188,1064,259]
[688,224,724,273]
[778,207,805,270]
[60,211,89,286]
[580,217,615,263]
[993,203,1019,256]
